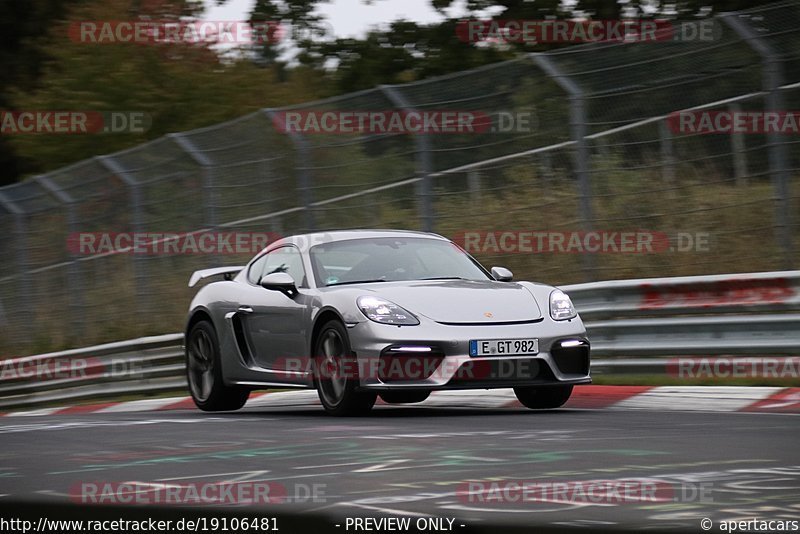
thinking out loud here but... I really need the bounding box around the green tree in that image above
[0,0,87,183]
[7,0,328,176]
[251,0,784,94]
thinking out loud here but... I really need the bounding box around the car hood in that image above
[361,280,543,324]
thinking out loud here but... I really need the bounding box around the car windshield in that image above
[310,237,491,287]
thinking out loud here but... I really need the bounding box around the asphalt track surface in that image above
[0,403,798,533]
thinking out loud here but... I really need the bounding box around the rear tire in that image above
[186,320,249,412]
[314,320,376,416]
[380,391,431,404]
[513,385,573,409]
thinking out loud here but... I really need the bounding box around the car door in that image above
[241,246,309,371]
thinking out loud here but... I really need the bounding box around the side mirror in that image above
[260,272,297,296]
[491,266,513,282]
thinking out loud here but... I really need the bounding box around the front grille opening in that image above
[449,358,555,386]
[552,343,590,375]
[378,347,445,382]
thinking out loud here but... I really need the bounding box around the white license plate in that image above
[469,338,539,357]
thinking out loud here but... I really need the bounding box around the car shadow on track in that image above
[225,406,586,418]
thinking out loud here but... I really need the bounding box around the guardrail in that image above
[562,270,800,319]
[564,270,800,358]
[0,334,185,410]
[1,271,798,410]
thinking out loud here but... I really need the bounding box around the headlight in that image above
[357,296,419,325]
[550,289,577,321]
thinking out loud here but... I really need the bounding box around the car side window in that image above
[247,254,270,285]
[252,247,307,288]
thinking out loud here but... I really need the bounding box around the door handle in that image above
[237,306,254,314]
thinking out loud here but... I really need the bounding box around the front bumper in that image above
[347,317,591,391]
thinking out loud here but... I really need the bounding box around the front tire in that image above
[314,320,376,416]
[513,385,573,409]
[186,320,249,412]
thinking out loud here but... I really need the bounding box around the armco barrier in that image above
[0,271,798,409]
[0,334,184,410]
[562,270,800,320]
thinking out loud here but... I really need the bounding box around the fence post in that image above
[540,150,554,189]
[723,13,794,269]
[263,109,316,232]
[261,159,282,236]
[659,120,676,195]
[97,155,148,315]
[35,175,85,338]
[467,170,482,203]
[170,133,217,230]
[531,53,596,281]
[379,85,435,233]
[0,192,30,345]
[728,102,748,186]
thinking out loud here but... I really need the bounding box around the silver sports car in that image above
[185,230,591,416]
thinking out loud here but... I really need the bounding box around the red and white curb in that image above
[2,386,799,417]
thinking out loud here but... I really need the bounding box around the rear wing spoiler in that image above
[188,266,245,288]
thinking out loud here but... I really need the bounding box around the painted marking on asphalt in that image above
[49,439,351,474]
[295,462,372,470]
[5,407,63,417]
[742,388,800,413]
[0,417,235,436]
[5,386,799,417]
[302,425,394,432]
[54,402,118,414]
[419,390,518,408]
[244,390,320,407]
[565,385,654,408]
[554,520,618,527]
[96,398,189,413]
[360,430,511,440]
[611,386,783,412]
[156,397,199,411]
[341,501,440,517]
[353,459,412,473]
[159,470,271,482]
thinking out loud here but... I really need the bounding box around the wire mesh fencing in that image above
[0,1,798,355]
